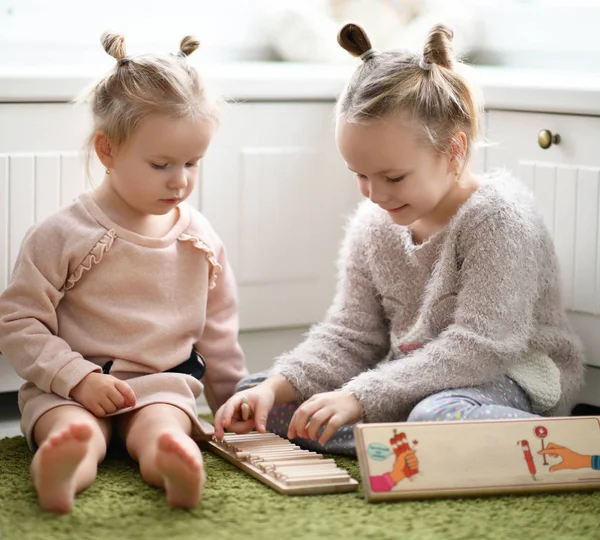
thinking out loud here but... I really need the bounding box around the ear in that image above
[94,132,115,169]
[448,131,468,174]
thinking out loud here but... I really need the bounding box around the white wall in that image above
[475,1,600,70]
[0,0,279,65]
[1,0,599,69]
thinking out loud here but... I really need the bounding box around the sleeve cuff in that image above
[270,365,311,402]
[50,358,102,399]
[369,472,396,492]
[343,379,377,422]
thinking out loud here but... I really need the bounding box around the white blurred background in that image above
[0,0,599,70]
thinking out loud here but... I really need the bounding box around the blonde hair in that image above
[336,23,482,160]
[84,31,219,165]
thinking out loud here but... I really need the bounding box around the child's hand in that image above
[288,390,364,445]
[70,372,136,417]
[214,375,299,439]
[214,387,275,439]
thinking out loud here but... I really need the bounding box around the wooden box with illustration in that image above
[354,417,600,502]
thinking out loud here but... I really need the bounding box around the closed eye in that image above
[151,163,168,170]
[185,161,199,168]
[386,174,407,183]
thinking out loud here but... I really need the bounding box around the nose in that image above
[365,179,391,205]
[168,167,188,190]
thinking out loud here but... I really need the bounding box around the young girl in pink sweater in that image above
[0,33,247,512]
[215,24,584,456]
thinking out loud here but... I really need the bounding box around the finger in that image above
[216,395,249,438]
[549,463,566,472]
[288,416,298,441]
[318,414,342,445]
[213,407,226,439]
[406,455,419,469]
[307,409,331,441]
[290,401,321,440]
[90,402,107,417]
[99,396,117,415]
[107,386,127,409]
[253,397,271,434]
[226,419,256,434]
[214,400,236,439]
[115,380,136,407]
[544,443,563,451]
[539,448,564,456]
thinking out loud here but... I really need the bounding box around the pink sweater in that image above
[0,193,248,417]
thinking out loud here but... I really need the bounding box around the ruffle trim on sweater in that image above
[177,233,223,289]
[64,230,117,291]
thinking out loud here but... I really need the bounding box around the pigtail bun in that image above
[337,23,373,58]
[422,24,454,70]
[179,35,200,57]
[101,31,127,62]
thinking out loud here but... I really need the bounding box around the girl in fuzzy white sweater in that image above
[215,23,585,456]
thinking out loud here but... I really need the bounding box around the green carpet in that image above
[1,425,599,540]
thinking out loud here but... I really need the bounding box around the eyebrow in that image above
[347,167,405,176]
[150,155,203,161]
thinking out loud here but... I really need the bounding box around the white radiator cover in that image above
[0,152,94,291]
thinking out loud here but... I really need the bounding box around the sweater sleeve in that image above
[344,206,542,421]
[271,206,391,400]
[195,240,248,413]
[0,228,101,399]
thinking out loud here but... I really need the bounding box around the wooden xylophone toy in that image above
[206,432,359,495]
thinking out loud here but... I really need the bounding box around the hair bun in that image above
[179,35,200,57]
[337,23,373,59]
[422,24,454,70]
[101,31,126,62]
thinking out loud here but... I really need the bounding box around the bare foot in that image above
[32,423,93,513]
[155,432,204,508]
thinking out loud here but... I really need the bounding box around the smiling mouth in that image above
[387,205,407,213]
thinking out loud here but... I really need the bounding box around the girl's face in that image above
[102,114,214,217]
[336,116,459,226]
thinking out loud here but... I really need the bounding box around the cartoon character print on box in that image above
[518,424,600,479]
[368,430,420,492]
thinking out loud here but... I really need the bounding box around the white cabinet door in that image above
[0,103,93,152]
[202,102,361,330]
[486,110,600,367]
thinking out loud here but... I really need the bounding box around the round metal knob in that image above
[538,129,561,149]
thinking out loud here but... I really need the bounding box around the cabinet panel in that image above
[202,102,361,330]
[487,110,600,367]
[0,103,92,153]
[486,110,599,171]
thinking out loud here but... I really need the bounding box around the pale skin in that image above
[215,114,480,444]
[31,113,214,513]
